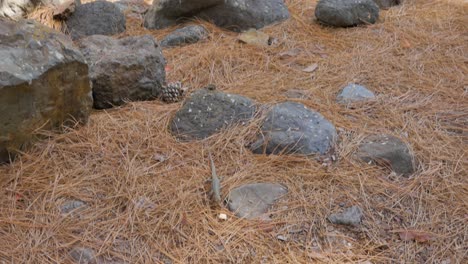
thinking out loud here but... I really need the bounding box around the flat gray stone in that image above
[328,205,363,226]
[251,102,337,155]
[227,183,288,219]
[161,25,209,48]
[170,88,256,140]
[337,83,375,103]
[0,19,92,163]
[79,35,166,109]
[66,1,126,40]
[356,134,415,176]
[315,0,379,27]
[144,0,289,32]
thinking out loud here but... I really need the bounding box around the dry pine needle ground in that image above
[1,0,467,263]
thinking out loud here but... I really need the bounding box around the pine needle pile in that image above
[1,0,467,263]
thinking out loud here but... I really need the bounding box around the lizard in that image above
[208,150,222,205]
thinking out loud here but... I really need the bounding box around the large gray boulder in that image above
[66,1,126,40]
[0,19,92,163]
[79,35,166,109]
[251,102,337,155]
[315,0,379,27]
[170,88,256,140]
[144,0,289,32]
[356,134,416,176]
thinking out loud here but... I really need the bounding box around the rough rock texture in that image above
[373,0,401,9]
[227,183,288,220]
[356,134,415,176]
[251,102,336,155]
[315,0,379,27]
[144,0,289,32]
[337,83,375,103]
[161,25,209,48]
[79,35,166,109]
[170,88,256,140]
[0,19,92,163]
[66,1,126,40]
[328,206,363,226]
[0,0,75,18]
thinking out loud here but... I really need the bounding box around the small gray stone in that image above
[356,134,415,176]
[69,247,97,264]
[60,199,86,214]
[170,89,256,140]
[227,183,288,219]
[144,0,289,32]
[79,35,166,109]
[315,0,379,27]
[328,206,363,226]
[251,102,337,155]
[161,25,209,48]
[337,83,375,103]
[66,1,126,40]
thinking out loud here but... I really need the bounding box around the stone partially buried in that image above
[0,19,92,163]
[337,83,376,104]
[227,183,288,220]
[356,134,416,176]
[251,102,337,155]
[315,0,379,27]
[170,88,256,140]
[161,25,209,48]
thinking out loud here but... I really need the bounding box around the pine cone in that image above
[161,81,184,103]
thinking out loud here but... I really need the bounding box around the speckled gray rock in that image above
[251,102,337,155]
[315,0,379,27]
[170,88,256,140]
[79,35,166,109]
[227,183,288,220]
[66,1,126,40]
[337,83,375,103]
[144,0,289,32]
[328,206,363,226]
[356,134,415,176]
[69,247,97,264]
[0,19,92,163]
[373,0,401,9]
[161,25,209,48]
